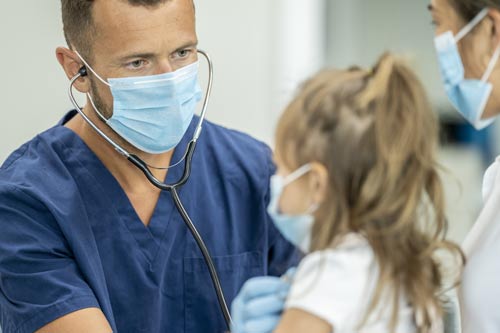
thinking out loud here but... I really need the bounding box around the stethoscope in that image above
[68,50,232,329]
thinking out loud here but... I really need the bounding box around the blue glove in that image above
[231,268,296,333]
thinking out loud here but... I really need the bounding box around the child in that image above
[267,53,463,333]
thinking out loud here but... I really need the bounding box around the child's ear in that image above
[480,8,500,70]
[309,162,329,204]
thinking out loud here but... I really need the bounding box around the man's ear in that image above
[56,46,91,94]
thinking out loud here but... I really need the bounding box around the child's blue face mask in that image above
[267,164,318,253]
[76,51,202,154]
[434,8,500,130]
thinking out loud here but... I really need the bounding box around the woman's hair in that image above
[449,0,500,21]
[275,53,464,333]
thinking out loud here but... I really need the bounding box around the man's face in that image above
[86,0,198,118]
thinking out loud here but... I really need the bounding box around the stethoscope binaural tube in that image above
[68,50,232,329]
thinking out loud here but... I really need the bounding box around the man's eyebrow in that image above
[115,41,198,63]
[117,52,157,63]
[428,4,434,12]
[172,41,199,53]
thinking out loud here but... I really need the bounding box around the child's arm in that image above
[276,238,375,333]
[275,308,332,333]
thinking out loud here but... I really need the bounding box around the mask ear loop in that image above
[74,50,113,124]
[455,8,490,43]
[306,202,320,214]
[482,43,500,82]
[283,164,320,214]
[283,164,313,186]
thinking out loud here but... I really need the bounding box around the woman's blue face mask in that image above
[434,8,500,130]
[76,51,202,154]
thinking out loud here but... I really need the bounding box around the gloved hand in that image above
[231,268,296,333]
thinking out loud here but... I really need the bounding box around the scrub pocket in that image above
[183,251,264,333]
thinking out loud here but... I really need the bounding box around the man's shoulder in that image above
[198,120,276,183]
[201,120,273,162]
[0,125,74,194]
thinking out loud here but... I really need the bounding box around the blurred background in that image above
[0,0,498,244]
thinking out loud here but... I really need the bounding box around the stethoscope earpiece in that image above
[78,66,88,77]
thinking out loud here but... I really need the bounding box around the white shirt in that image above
[460,156,500,333]
[285,234,418,333]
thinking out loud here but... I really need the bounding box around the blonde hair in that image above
[275,53,464,333]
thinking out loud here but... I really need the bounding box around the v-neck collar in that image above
[55,110,197,266]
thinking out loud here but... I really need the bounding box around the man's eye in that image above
[176,49,191,58]
[127,60,146,69]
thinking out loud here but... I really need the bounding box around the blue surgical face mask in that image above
[267,164,318,253]
[434,8,500,130]
[76,52,202,154]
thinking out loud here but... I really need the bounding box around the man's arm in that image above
[36,308,112,333]
[0,186,107,333]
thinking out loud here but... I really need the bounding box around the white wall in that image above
[0,1,70,162]
[327,0,449,110]
[270,0,326,116]
[0,0,325,163]
[187,0,326,145]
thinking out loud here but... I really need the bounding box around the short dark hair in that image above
[61,0,170,59]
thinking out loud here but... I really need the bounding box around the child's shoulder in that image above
[286,234,415,332]
[294,233,376,286]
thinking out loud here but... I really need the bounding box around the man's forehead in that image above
[89,0,196,54]
[92,0,193,27]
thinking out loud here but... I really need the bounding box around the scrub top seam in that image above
[0,144,29,171]
[5,185,62,236]
[258,143,276,244]
[259,143,273,205]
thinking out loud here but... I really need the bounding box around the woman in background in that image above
[430,1,500,332]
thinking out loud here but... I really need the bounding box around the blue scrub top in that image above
[0,111,300,333]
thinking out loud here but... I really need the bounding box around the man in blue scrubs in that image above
[0,0,299,332]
